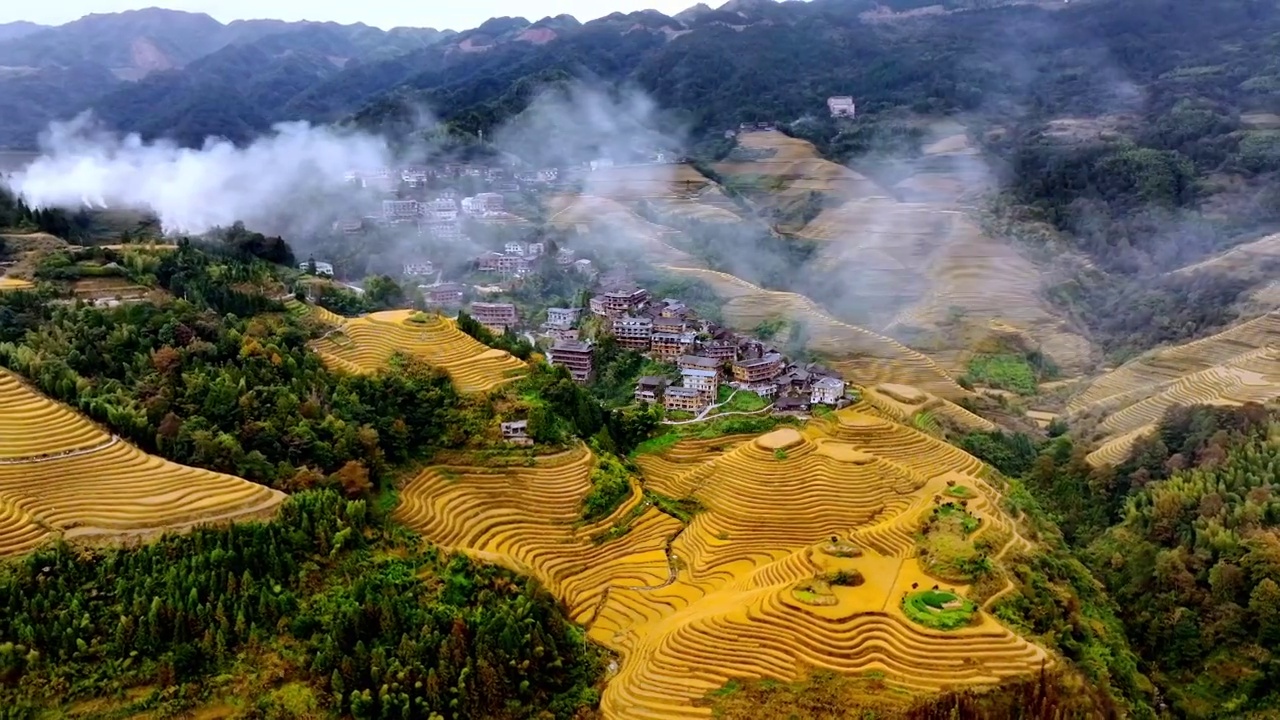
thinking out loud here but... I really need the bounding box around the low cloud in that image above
[6,113,394,236]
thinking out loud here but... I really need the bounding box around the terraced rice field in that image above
[714,131,885,200]
[284,297,344,326]
[1069,312,1280,466]
[309,309,528,393]
[398,413,1046,719]
[801,200,1091,372]
[585,163,714,201]
[0,276,33,291]
[1170,232,1280,277]
[0,369,284,556]
[859,383,996,433]
[705,131,1090,372]
[547,194,703,266]
[659,265,969,398]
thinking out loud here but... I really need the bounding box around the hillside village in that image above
[472,277,851,432]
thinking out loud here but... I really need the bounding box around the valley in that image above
[3,0,1280,718]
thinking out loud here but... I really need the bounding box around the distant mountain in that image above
[0,8,453,148]
[0,9,227,78]
[0,0,1269,152]
[0,21,48,42]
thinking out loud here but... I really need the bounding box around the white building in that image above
[473,192,504,212]
[547,307,582,326]
[427,222,463,242]
[300,260,335,277]
[504,241,527,256]
[427,197,458,213]
[556,248,576,265]
[461,197,482,216]
[811,376,847,405]
[401,167,429,186]
[682,368,718,397]
[527,242,545,258]
[573,258,594,274]
[827,96,856,119]
[382,200,421,223]
[403,261,435,277]
[589,158,615,171]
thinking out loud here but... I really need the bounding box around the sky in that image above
[1,0,707,31]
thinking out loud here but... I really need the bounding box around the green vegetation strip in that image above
[902,589,978,630]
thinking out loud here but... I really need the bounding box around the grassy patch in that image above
[752,317,787,340]
[964,353,1038,395]
[630,431,682,458]
[918,503,990,583]
[902,589,978,630]
[692,414,790,439]
[719,388,768,413]
[944,483,976,499]
[773,448,788,460]
[911,410,941,436]
[646,491,704,524]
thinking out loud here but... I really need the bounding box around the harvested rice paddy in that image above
[0,369,284,556]
[309,309,527,393]
[1069,312,1280,466]
[0,276,33,291]
[397,410,1046,719]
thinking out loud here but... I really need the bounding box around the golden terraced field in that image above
[0,369,285,556]
[1069,312,1280,466]
[309,309,528,393]
[585,163,715,201]
[715,131,886,199]
[397,411,1046,719]
[0,276,33,291]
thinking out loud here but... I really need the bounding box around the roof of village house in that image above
[813,376,845,390]
[636,376,668,389]
[666,386,702,398]
[736,355,782,368]
[806,363,838,377]
[680,355,720,368]
[501,420,528,432]
[776,396,810,410]
[551,340,593,353]
[681,368,717,379]
[428,282,464,293]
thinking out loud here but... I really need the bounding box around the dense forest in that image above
[957,403,1280,718]
[0,491,603,719]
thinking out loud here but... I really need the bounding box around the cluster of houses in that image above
[345,164,549,193]
[330,187,517,242]
[544,283,849,416]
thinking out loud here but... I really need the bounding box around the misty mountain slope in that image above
[710,129,1095,374]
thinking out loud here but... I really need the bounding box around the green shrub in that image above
[902,590,977,630]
